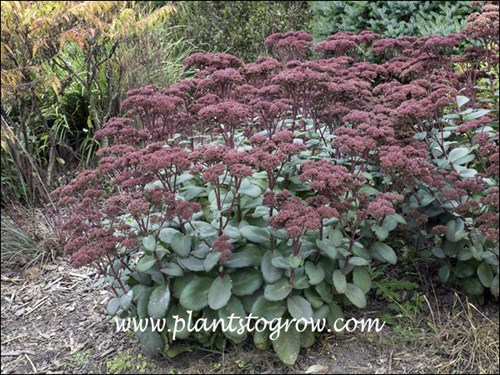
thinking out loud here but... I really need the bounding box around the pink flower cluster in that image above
[212,235,233,262]
[264,31,313,62]
[55,25,499,270]
[316,31,380,60]
[268,193,322,238]
[300,160,364,197]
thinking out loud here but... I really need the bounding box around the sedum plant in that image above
[54,4,499,364]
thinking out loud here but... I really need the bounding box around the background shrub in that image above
[310,1,474,40]
[0,1,180,204]
[166,1,311,62]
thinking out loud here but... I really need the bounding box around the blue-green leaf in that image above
[208,275,232,310]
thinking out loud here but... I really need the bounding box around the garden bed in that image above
[1,2,498,374]
[1,259,497,374]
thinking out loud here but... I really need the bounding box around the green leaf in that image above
[455,262,475,278]
[217,296,247,343]
[289,256,302,269]
[292,268,310,289]
[166,305,191,339]
[327,302,344,335]
[352,242,369,259]
[190,221,218,239]
[254,329,270,350]
[138,330,165,357]
[261,250,284,283]
[271,256,292,269]
[359,186,379,195]
[172,275,196,299]
[181,186,205,201]
[383,214,406,231]
[481,251,499,267]
[316,239,338,260]
[119,290,133,310]
[176,173,194,185]
[150,271,165,286]
[333,270,347,294]
[313,305,329,321]
[372,225,389,241]
[463,108,490,121]
[304,288,324,309]
[344,283,367,308]
[348,257,369,266]
[432,247,446,259]
[439,264,450,283]
[305,262,325,285]
[110,259,122,275]
[137,287,154,319]
[370,242,397,265]
[300,329,315,348]
[158,227,180,244]
[107,297,120,315]
[224,225,242,240]
[491,274,499,298]
[251,296,287,320]
[252,206,270,220]
[315,282,333,304]
[287,295,313,320]
[448,147,474,165]
[161,262,184,277]
[264,278,292,301]
[241,243,266,266]
[417,189,435,206]
[239,179,262,198]
[240,225,270,244]
[208,275,233,310]
[148,285,170,319]
[232,269,263,296]
[177,256,205,272]
[272,327,301,365]
[458,249,473,261]
[456,95,470,108]
[165,345,192,358]
[143,235,157,252]
[328,228,344,247]
[171,233,191,257]
[191,242,211,259]
[155,246,169,258]
[131,272,152,286]
[136,255,156,273]
[353,267,371,294]
[204,251,221,272]
[477,262,494,288]
[223,251,254,268]
[459,168,477,178]
[179,277,212,311]
[463,278,484,296]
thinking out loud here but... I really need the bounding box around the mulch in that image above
[1,259,137,374]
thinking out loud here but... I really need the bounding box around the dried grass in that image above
[1,204,61,269]
[423,293,499,374]
[1,215,42,268]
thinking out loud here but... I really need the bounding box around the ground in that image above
[1,258,498,374]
